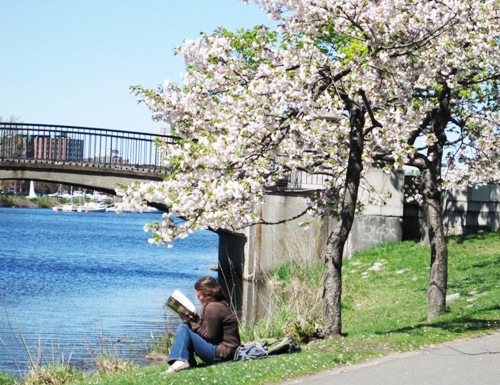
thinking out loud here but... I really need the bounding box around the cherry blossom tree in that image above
[127,24,381,335]
[247,0,500,322]
[123,0,500,335]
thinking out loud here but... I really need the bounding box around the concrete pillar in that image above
[243,193,329,281]
[217,230,246,318]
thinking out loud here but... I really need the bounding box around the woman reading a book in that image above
[164,276,241,374]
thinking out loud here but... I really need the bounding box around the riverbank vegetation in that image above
[1,232,498,385]
[0,195,61,209]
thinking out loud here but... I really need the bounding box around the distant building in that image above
[91,148,129,165]
[0,132,29,158]
[0,132,83,161]
[33,135,84,161]
[158,122,172,136]
[156,122,173,167]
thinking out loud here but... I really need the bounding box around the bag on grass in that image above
[233,342,269,360]
[234,337,301,361]
[261,337,301,355]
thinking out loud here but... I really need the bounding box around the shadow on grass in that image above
[376,305,500,337]
[454,231,496,244]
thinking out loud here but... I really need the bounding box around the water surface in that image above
[0,208,218,375]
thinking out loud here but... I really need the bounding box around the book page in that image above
[165,289,197,320]
[171,289,196,313]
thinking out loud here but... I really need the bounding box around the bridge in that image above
[0,122,180,196]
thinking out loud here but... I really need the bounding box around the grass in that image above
[2,232,499,385]
[0,372,16,385]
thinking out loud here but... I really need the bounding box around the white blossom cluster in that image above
[123,0,500,246]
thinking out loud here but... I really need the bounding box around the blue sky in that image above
[0,0,273,133]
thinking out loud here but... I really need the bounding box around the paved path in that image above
[278,332,500,385]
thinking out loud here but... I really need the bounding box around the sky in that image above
[0,0,274,134]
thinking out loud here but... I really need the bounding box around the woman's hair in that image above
[194,276,228,305]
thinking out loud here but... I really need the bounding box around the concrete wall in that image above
[218,169,406,283]
[403,180,500,239]
[346,169,404,256]
[217,168,406,323]
[217,174,499,285]
[242,194,329,281]
[443,184,500,235]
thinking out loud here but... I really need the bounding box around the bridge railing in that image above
[0,123,179,173]
[0,122,327,190]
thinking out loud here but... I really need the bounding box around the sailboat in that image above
[61,186,78,212]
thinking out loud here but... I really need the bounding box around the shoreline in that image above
[0,194,58,209]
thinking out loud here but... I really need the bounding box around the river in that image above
[0,207,218,376]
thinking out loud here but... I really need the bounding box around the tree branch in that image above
[237,206,311,229]
[359,88,382,135]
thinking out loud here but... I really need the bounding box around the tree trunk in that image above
[422,166,448,320]
[421,99,450,320]
[323,109,365,336]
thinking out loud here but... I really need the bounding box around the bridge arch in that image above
[0,160,165,196]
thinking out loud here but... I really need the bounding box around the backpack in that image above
[233,337,301,361]
[261,337,301,355]
[233,342,269,360]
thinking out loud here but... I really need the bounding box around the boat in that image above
[61,204,78,212]
[76,202,108,213]
[105,205,159,214]
[79,206,107,213]
[54,186,79,212]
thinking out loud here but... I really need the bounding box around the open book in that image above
[165,289,197,321]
